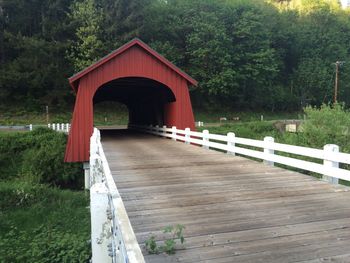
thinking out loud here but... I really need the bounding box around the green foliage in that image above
[0,225,90,263]
[145,235,159,254]
[2,0,350,111]
[0,128,82,188]
[67,0,104,71]
[199,104,350,153]
[288,103,350,151]
[0,181,90,262]
[145,224,185,255]
[199,121,279,140]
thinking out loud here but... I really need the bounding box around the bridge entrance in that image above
[94,77,176,127]
[65,38,197,162]
[93,101,128,127]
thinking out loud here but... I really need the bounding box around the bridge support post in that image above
[202,130,209,150]
[323,144,339,184]
[264,136,274,166]
[83,162,90,189]
[90,182,112,263]
[227,132,235,155]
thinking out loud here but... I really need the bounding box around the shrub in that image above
[301,103,350,152]
[0,128,82,189]
[0,181,45,210]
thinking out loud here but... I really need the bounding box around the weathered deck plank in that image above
[102,130,350,263]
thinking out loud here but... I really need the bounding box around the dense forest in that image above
[1,0,350,112]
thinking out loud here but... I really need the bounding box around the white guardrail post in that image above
[185,128,190,144]
[172,126,177,141]
[163,125,167,138]
[264,136,274,166]
[323,144,339,184]
[227,132,235,155]
[83,162,90,190]
[202,130,209,150]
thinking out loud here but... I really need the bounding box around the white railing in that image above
[48,123,71,133]
[89,128,145,263]
[130,124,350,184]
[195,121,204,127]
[28,123,71,133]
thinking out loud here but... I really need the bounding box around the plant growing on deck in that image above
[145,224,185,255]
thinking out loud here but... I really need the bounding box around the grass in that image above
[197,121,280,140]
[194,110,301,123]
[0,181,90,262]
[0,102,129,126]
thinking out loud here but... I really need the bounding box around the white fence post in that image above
[29,124,33,131]
[163,125,167,138]
[90,183,112,263]
[48,123,51,129]
[323,144,339,184]
[185,128,190,145]
[264,136,274,166]
[227,132,235,155]
[172,126,177,141]
[202,130,209,150]
[52,123,56,131]
[66,123,70,133]
[83,162,90,189]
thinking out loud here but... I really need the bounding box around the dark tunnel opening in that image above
[93,77,176,127]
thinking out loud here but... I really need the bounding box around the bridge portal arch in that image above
[65,38,197,162]
[94,77,176,126]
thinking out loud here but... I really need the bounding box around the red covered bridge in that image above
[65,38,197,163]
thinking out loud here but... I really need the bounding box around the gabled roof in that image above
[69,38,198,90]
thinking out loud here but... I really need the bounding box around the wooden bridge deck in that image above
[102,130,350,263]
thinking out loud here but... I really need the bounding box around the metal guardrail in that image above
[130,124,350,184]
[89,128,145,263]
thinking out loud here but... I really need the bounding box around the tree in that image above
[67,0,104,71]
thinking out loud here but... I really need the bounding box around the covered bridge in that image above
[65,38,197,162]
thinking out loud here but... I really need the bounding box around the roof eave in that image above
[68,38,198,88]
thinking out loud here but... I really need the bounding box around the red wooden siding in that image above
[65,39,197,162]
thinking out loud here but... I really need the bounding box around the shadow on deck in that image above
[101,129,350,263]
